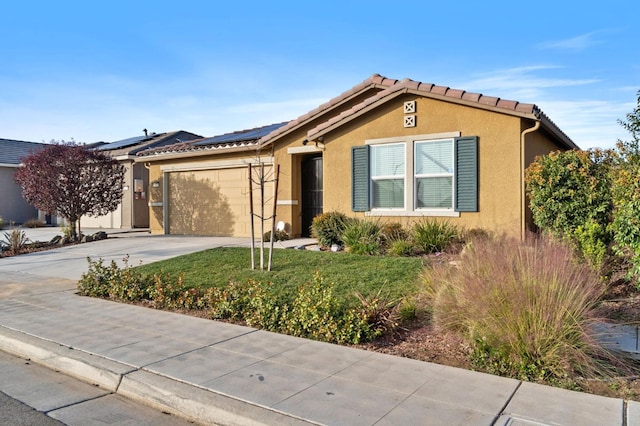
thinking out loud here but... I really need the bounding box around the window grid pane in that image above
[373,179,405,208]
[415,140,453,175]
[371,143,405,209]
[371,144,405,177]
[415,139,454,209]
[416,177,453,208]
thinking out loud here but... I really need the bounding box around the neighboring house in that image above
[0,139,45,225]
[82,130,202,229]
[137,74,578,239]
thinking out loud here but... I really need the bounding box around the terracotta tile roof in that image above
[305,76,576,149]
[256,74,396,146]
[136,73,577,160]
[0,139,45,165]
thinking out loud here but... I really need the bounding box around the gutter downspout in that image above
[520,120,540,240]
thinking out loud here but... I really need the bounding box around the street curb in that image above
[0,326,316,426]
[0,326,130,391]
[119,369,316,426]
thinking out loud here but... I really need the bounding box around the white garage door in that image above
[81,203,122,229]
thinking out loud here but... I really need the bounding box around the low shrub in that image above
[78,257,124,298]
[1,229,30,254]
[78,256,151,300]
[23,218,45,228]
[149,272,190,309]
[0,216,5,230]
[412,219,459,254]
[282,272,381,344]
[310,211,348,247]
[425,236,612,383]
[380,222,408,243]
[397,298,418,322]
[60,224,75,239]
[77,259,384,345]
[341,219,383,255]
[387,239,415,257]
[262,229,290,242]
[461,228,492,243]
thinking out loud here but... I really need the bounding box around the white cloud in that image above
[536,100,633,149]
[453,66,632,150]
[538,32,603,52]
[458,66,600,101]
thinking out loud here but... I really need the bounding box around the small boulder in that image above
[49,235,62,245]
[92,231,108,240]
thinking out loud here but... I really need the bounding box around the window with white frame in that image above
[414,139,454,209]
[370,143,405,208]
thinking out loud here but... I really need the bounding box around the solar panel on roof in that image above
[97,135,150,151]
[193,122,288,147]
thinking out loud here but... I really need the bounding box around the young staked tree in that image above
[248,148,281,271]
[14,142,125,240]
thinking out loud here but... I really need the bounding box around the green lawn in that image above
[135,247,424,302]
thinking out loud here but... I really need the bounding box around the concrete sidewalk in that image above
[0,233,637,425]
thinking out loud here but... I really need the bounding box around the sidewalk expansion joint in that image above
[139,329,260,371]
[491,380,522,426]
[45,391,116,415]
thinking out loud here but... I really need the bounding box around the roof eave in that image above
[135,142,261,163]
[538,113,579,150]
[307,87,578,150]
[257,79,394,148]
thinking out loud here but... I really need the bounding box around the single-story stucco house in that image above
[83,130,202,229]
[136,74,578,240]
[0,138,46,225]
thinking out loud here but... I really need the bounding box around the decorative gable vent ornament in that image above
[404,101,416,113]
[404,115,416,128]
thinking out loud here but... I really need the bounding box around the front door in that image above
[301,155,323,237]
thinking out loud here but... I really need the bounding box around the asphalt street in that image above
[0,347,195,425]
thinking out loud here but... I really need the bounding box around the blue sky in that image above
[1,1,638,150]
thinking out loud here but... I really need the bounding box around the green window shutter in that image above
[454,136,478,212]
[352,145,370,212]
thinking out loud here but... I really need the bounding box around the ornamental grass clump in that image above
[412,219,459,254]
[426,236,612,384]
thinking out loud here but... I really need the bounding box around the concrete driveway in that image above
[0,227,315,297]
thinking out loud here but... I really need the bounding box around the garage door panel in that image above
[168,168,273,237]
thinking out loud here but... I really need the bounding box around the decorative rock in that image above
[59,236,71,245]
[81,234,94,243]
[92,231,108,240]
[49,235,62,245]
